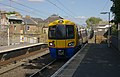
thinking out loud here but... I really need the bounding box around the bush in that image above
[111,25,118,36]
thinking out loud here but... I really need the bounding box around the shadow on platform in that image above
[73,43,120,77]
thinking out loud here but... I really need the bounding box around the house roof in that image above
[31,17,44,23]
[44,14,63,23]
[23,17,38,25]
[97,25,111,29]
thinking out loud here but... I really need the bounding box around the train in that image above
[48,19,88,59]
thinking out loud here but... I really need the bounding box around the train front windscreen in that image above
[48,25,74,39]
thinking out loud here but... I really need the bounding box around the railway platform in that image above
[0,43,44,53]
[0,43,49,75]
[51,43,120,77]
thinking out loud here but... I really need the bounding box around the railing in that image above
[111,35,119,50]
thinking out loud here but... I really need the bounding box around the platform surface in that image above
[52,44,120,77]
[0,43,43,53]
[73,44,120,77]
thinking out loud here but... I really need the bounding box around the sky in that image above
[0,0,113,25]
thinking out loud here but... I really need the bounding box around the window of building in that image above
[27,26,30,31]
[43,29,46,34]
[14,25,16,30]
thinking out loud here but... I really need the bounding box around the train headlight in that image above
[68,42,74,47]
[49,42,55,46]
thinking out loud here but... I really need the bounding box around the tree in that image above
[111,0,120,24]
[86,17,102,28]
[7,11,21,16]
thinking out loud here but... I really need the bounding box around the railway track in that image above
[0,46,49,75]
[0,51,68,77]
[29,59,57,77]
[0,48,48,66]
[0,44,84,77]
[0,53,54,77]
[29,59,68,77]
[32,45,86,77]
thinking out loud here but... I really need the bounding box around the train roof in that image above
[48,19,75,26]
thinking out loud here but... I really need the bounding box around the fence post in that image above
[95,35,96,44]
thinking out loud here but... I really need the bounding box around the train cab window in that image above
[56,25,66,39]
[49,25,66,39]
[48,25,74,39]
[66,25,74,39]
[48,26,56,39]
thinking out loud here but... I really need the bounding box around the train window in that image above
[48,25,74,39]
[66,25,74,39]
[56,25,66,39]
[48,26,56,39]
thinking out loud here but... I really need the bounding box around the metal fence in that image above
[111,35,119,50]
[118,31,120,51]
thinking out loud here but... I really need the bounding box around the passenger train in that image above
[48,19,88,59]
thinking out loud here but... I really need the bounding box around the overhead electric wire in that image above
[56,0,81,24]
[0,2,44,18]
[98,0,110,18]
[101,0,110,12]
[46,0,74,18]
[10,0,49,16]
[56,0,77,16]
[0,2,32,14]
[1,0,82,24]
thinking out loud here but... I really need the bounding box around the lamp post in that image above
[100,12,111,47]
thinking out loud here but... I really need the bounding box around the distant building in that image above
[0,11,8,46]
[44,14,63,23]
[31,17,43,23]
[42,26,48,34]
[31,17,44,34]
[0,11,23,45]
[23,16,38,34]
[43,14,63,34]
[0,11,8,30]
[23,16,48,43]
[0,12,64,45]
[96,24,111,36]
[7,14,23,44]
[7,14,23,34]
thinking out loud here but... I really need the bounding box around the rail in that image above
[51,44,87,77]
[29,59,56,77]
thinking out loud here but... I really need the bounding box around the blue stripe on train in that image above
[49,47,77,59]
